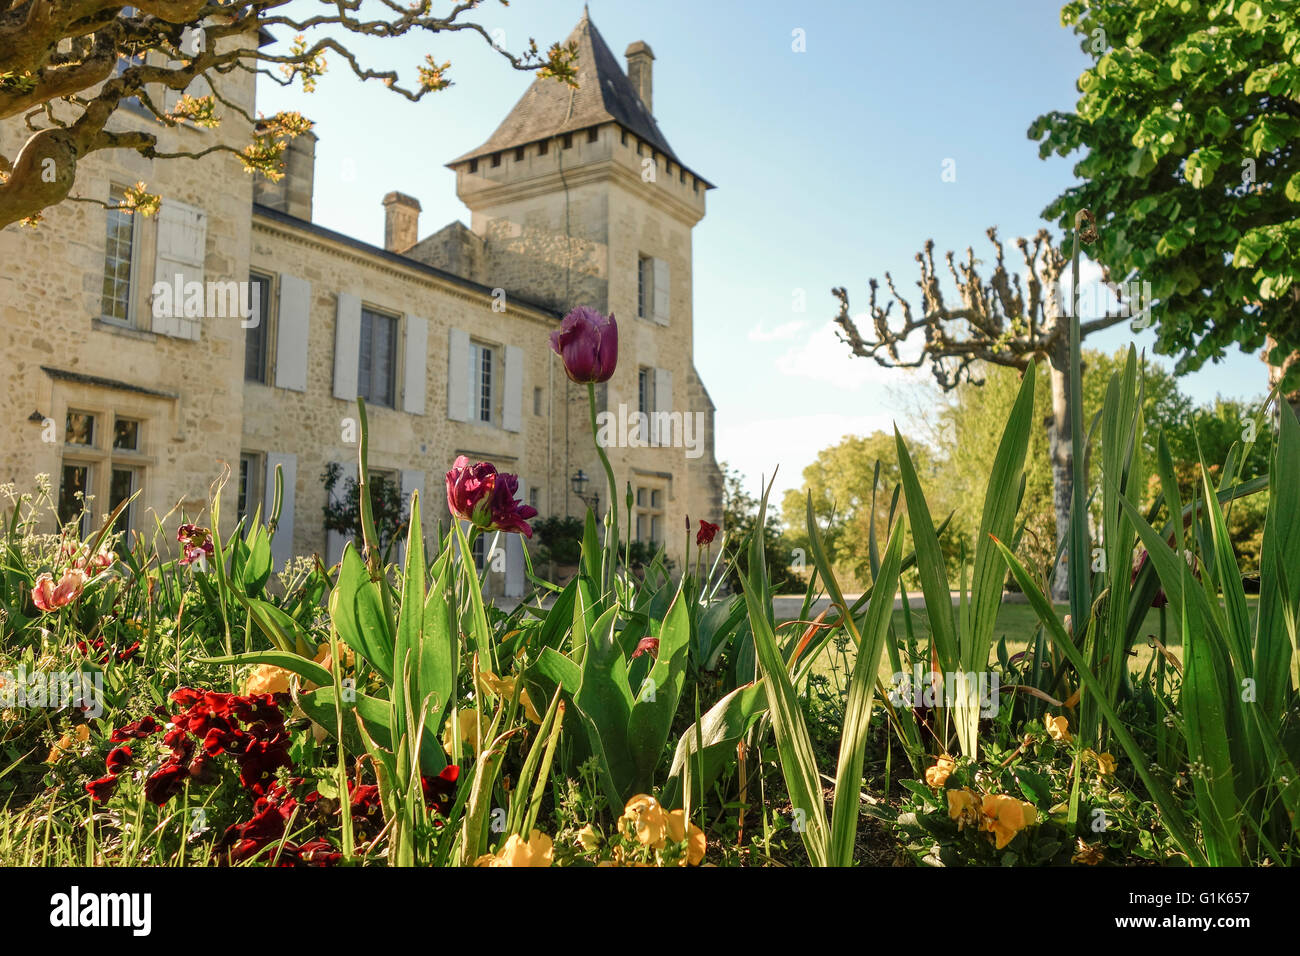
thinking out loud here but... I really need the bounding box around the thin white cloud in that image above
[747,319,807,342]
[773,319,924,390]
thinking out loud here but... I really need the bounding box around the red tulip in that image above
[445,456,539,538]
[549,307,618,384]
[632,637,659,660]
[696,519,720,547]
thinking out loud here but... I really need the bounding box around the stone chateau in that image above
[0,11,724,596]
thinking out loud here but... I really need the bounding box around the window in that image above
[113,418,140,451]
[357,308,398,407]
[59,463,91,535]
[491,152,501,168]
[514,147,525,162]
[637,368,655,444]
[637,256,653,319]
[533,386,543,416]
[101,187,136,324]
[638,367,654,414]
[245,273,272,383]
[680,168,687,184]
[109,467,138,537]
[471,532,486,571]
[621,130,628,147]
[238,452,263,522]
[58,410,147,541]
[469,159,478,173]
[636,140,644,156]
[562,133,573,149]
[469,341,495,424]
[529,488,540,511]
[66,411,95,447]
[587,127,599,143]
[634,485,665,544]
[538,139,548,156]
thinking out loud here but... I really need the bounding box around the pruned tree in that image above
[833,226,1128,599]
[0,0,577,228]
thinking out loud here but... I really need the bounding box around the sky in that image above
[254,0,1269,507]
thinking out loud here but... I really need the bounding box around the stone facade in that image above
[0,12,723,595]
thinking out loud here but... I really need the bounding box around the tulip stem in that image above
[587,382,620,590]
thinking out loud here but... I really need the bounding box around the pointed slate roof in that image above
[450,11,710,186]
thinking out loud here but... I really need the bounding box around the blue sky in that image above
[256,0,1268,505]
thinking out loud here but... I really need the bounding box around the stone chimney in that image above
[382,192,421,253]
[254,129,317,220]
[625,41,654,114]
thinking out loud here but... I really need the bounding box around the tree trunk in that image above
[1265,333,1300,425]
[1047,338,1074,603]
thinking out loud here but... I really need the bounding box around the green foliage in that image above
[1031,0,1300,385]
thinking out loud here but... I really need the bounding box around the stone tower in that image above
[408,9,724,557]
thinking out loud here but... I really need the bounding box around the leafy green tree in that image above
[1030,0,1300,409]
[721,463,798,593]
[780,432,940,587]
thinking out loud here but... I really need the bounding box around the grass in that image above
[806,597,1261,686]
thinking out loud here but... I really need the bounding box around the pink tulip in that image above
[31,568,88,612]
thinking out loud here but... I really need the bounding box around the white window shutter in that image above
[652,257,671,325]
[152,199,206,340]
[325,460,357,567]
[402,315,428,415]
[264,452,296,572]
[275,274,310,391]
[502,344,523,432]
[505,483,525,598]
[447,327,470,421]
[333,293,361,401]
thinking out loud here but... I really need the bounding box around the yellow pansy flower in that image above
[443,707,487,757]
[477,670,543,724]
[665,809,707,866]
[980,794,1037,849]
[1045,714,1072,743]
[47,723,90,763]
[475,829,553,867]
[576,824,602,852]
[925,754,956,788]
[620,793,668,848]
[946,788,980,829]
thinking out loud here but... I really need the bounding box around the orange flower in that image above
[620,793,668,848]
[980,794,1037,849]
[1045,714,1072,743]
[475,829,553,867]
[946,788,980,829]
[925,754,956,787]
[47,724,90,763]
[665,809,707,865]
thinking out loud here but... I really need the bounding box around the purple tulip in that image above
[549,307,618,384]
[445,456,538,538]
